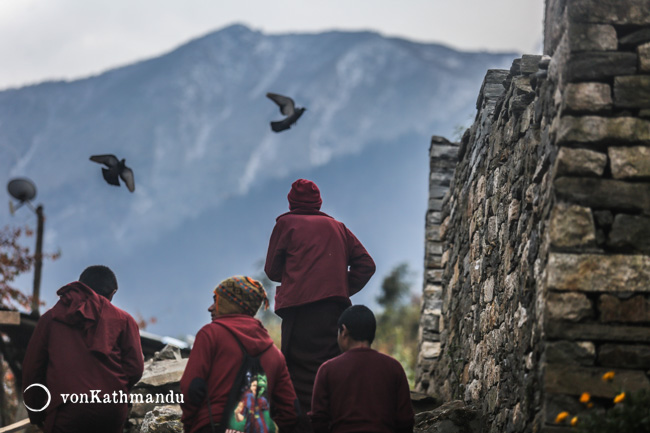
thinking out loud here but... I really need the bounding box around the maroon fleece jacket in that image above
[265,209,376,313]
[180,314,299,433]
[309,347,414,433]
[22,281,144,431]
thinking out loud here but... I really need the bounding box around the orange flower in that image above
[602,371,615,381]
[587,402,594,409]
[555,411,570,423]
[579,392,591,403]
[571,416,578,426]
[614,392,625,404]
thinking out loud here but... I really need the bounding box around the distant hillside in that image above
[0,24,515,336]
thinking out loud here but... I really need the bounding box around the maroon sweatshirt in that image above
[309,347,414,433]
[265,209,376,313]
[22,281,144,432]
[180,314,299,433]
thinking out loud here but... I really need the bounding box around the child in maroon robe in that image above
[309,305,414,433]
[22,265,144,433]
[180,276,301,433]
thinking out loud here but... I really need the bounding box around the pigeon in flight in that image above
[89,154,135,192]
[266,92,306,132]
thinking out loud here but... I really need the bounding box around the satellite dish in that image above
[7,178,37,203]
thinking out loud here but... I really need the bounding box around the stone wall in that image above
[416,55,555,432]
[416,0,650,432]
[541,0,650,431]
[415,136,458,389]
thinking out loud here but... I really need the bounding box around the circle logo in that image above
[23,383,51,412]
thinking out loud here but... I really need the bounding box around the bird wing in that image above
[266,93,295,116]
[120,166,136,193]
[90,154,119,168]
[270,119,291,132]
[101,168,121,186]
[270,109,305,133]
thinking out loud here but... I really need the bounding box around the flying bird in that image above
[266,92,306,132]
[89,154,135,192]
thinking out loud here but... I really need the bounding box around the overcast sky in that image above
[0,0,545,90]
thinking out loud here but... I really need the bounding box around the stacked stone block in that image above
[415,136,458,392]
[542,0,650,431]
[126,345,186,433]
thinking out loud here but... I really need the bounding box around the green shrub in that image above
[574,389,650,433]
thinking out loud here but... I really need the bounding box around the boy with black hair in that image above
[309,305,414,433]
[22,265,144,433]
[79,264,119,299]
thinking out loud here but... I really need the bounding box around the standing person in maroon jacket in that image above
[265,179,376,413]
[180,276,301,433]
[22,265,144,433]
[309,305,414,433]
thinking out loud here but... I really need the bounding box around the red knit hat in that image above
[288,179,322,210]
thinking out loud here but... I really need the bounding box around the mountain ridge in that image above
[0,24,516,336]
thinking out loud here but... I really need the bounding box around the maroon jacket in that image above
[265,209,376,313]
[180,314,300,433]
[309,347,414,433]
[22,281,144,431]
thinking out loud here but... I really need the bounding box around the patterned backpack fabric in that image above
[216,324,275,433]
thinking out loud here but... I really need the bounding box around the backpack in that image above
[213,323,276,433]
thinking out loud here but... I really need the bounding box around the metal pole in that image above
[31,205,44,317]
